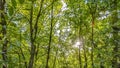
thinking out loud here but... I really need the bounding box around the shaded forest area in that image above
[0,0,120,68]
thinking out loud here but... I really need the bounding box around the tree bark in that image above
[0,0,8,68]
[83,38,87,68]
[28,0,44,68]
[78,26,82,68]
[88,2,97,67]
[111,0,119,68]
[45,1,54,68]
[28,1,35,68]
[91,16,94,68]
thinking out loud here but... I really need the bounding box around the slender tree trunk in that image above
[78,26,82,68]
[52,48,58,68]
[20,47,27,68]
[83,38,87,68]
[28,0,44,67]
[18,53,21,68]
[33,0,44,66]
[28,1,35,68]
[52,29,62,68]
[88,2,97,68]
[0,0,8,68]
[78,44,82,68]
[91,16,94,68]
[20,29,27,68]
[111,0,119,68]
[45,0,54,68]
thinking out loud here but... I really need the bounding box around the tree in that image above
[0,0,120,68]
[0,0,8,68]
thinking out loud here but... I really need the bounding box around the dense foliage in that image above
[0,0,120,68]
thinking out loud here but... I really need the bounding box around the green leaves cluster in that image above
[0,0,120,68]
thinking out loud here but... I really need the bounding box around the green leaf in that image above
[8,6,14,16]
[0,17,1,22]
[18,0,24,4]
[11,0,17,8]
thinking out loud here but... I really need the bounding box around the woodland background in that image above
[0,0,120,68]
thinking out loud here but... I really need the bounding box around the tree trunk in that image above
[88,2,97,68]
[78,26,82,68]
[28,1,35,68]
[45,0,54,68]
[52,49,58,68]
[83,38,87,68]
[111,0,119,68]
[0,0,8,68]
[28,0,44,68]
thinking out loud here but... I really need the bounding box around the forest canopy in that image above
[0,0,120,68]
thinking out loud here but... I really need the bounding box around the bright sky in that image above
[61,0,68,11]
